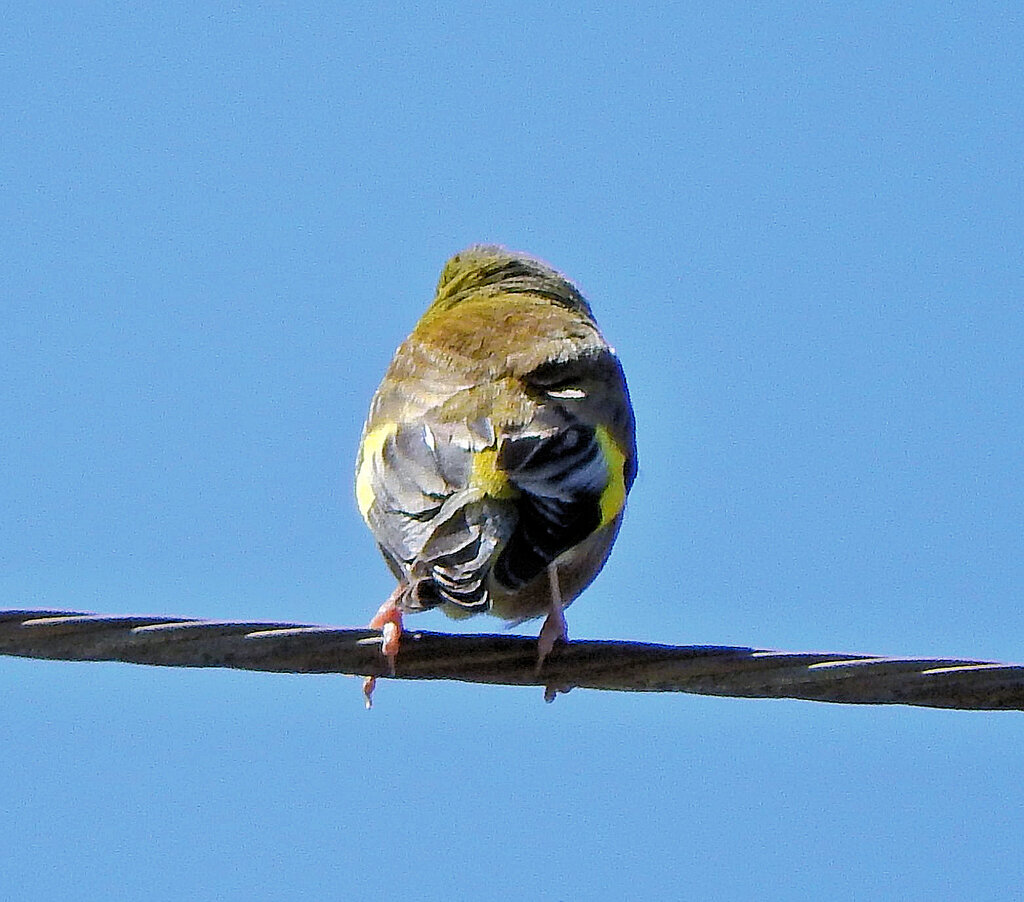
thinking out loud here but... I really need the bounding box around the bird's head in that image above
[430,245,595,319]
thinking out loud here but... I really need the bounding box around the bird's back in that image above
[356,251,636,623]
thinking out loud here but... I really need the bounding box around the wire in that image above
[1,609,1021,710]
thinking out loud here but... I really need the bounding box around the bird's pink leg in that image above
[369,596,405,668]
[537,565,574,702]
[536,564,567,671]
[362,590,405,708]
[536,603,567,671]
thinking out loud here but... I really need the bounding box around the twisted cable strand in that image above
[1,609,1021,710]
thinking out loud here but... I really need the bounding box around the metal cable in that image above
[1,609,1021,710]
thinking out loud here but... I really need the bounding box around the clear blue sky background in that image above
[2,4,1022,899]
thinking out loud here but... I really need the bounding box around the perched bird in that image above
[355,246,636,702]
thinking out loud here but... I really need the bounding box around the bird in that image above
[355,245,637,703]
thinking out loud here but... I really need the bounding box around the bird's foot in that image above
[544,682,573,703]
[362,676,377,709]
[369,597,404,670]
[362,595,405,709]
[535,603,567,674]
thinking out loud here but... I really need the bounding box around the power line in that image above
[1,609,1021,710]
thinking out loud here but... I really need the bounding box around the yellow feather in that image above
[355,423,397,520]
[595,425,627,526]
[470,448,519,500]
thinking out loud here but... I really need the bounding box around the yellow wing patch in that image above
[356,423,397,521]
[595,425,627,527]
[470,448,519,500]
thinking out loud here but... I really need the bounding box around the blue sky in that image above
[2,3,1022,899]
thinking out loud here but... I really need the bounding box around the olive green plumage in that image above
[355,245,636,626]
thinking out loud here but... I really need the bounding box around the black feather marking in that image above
[491,422,607,590]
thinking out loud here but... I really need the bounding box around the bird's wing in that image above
[493,350,636,591]
[357,416,517,611]
[357,349,635,612]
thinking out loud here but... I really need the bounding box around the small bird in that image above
[355,246,637,703]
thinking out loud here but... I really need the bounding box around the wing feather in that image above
[359,346,636,615]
